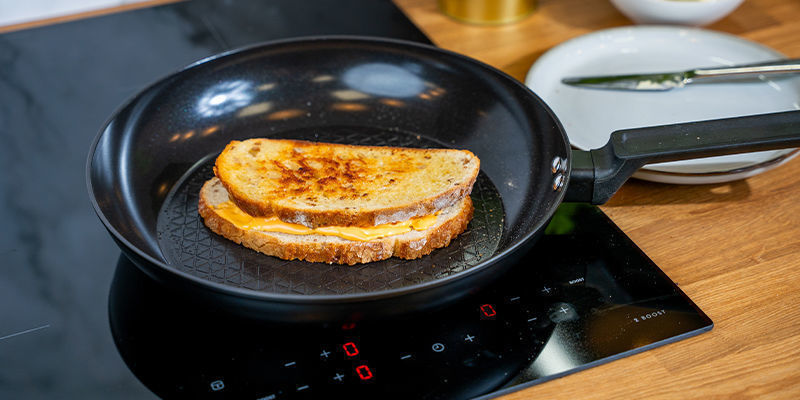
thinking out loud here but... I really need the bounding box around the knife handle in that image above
[565,110,800,204]
[690,58,800,81]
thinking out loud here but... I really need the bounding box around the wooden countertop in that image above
[393,0,800,398]
[4,0,797,398]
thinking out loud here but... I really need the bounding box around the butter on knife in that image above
[561,58,800,91]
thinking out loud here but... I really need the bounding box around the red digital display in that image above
[480,304,496,318]
[355,365,373,380]
[342,342,359,357]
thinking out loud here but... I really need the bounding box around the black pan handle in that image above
[565,110,800,204]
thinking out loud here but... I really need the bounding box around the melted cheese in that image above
[213,201,439,241]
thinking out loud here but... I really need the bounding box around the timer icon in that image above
[431,343,445,352]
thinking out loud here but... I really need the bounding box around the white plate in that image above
[525,26,800,184]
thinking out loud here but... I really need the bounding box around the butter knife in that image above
[561,58,800,91]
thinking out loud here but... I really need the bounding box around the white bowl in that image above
[610,0,744,26]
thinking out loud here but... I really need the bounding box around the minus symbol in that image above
[284,361,296,367]
[510,296,520,302]
[527,317,538,322]
[400,354,412,360]
[297,385,309,391]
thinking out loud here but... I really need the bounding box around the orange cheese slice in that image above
[213,201,438,241]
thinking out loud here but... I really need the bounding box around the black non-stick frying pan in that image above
[87,36,800,323]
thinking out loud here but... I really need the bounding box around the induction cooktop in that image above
[110,203,711,399]
[0,0,711,399]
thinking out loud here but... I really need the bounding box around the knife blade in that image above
[561,58,800,91]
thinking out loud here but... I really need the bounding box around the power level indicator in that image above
[343,342,360,357]
[355,365,373,380]
[480,304,497,319]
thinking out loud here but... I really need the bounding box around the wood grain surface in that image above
[393,0,800,398]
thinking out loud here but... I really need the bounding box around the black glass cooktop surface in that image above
[0,0,711,399]
[110,203,711,400]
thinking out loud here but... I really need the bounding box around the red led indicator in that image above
[343,342,360,357]
[480,304,497,318]
[341,322,357,330]
[355,365,373,380]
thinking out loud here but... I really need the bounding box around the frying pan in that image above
[87,36,800,323]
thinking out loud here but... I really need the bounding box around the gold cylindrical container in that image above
[439,0,537,25]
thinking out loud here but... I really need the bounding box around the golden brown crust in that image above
[213,138,479,228]
[198,178,473,265]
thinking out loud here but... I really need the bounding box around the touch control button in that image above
[431,343,445,352]
[209,380,225,391]
[548,302,579,323]
[567,276,585,285]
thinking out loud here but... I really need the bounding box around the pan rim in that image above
[86,34,570,305]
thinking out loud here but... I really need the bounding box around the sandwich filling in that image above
[213,200,439,241]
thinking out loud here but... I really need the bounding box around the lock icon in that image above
[210,380,225,391]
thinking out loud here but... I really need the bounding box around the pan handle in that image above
[565,110,800,204]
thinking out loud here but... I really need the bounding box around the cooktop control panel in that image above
[204,296,548,399]
[109,204,711,399]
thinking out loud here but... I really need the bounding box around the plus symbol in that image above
[541,286,552,294]
[465,334,475,342]
[320,350,331,359]
[559,306,569,314]
[333,373,345,382]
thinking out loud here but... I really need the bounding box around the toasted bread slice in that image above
[213,139,479,228]
[198,178,473,265]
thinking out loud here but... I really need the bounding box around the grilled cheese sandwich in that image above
[199,138,479,264]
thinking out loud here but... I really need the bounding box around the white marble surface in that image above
[0,0,149,27]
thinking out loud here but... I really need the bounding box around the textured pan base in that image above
[156,127,504,296]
